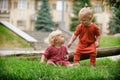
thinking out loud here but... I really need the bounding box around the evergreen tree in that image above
[35,0,55,32]
[70,0,92,31]
[108,0,120,34]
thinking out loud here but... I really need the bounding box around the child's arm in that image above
[95,36,100,48]
[68,34,77,48]
[40,55,46,63]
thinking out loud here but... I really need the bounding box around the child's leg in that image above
[89,52,97,66]
[47,60,56,66]
[73,50,81,67]
[74,50,81,63]
[61,61,72,67]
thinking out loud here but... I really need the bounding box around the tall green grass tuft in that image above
[0,57,119,80]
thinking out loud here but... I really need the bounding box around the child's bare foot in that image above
[90,64,96,67]
[67,64,73,67]
[72,63,80,68]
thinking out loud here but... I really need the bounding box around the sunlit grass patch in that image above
[100,35,120,48]
[0,24,31,48]
[0,57,119,80]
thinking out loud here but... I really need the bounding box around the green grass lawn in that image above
[0,57,120,80]
[0,23,31,48]
[100,36,120,48]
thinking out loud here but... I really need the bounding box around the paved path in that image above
[99,55,120,61]
[107,55,120,61]
[0,48,44,56]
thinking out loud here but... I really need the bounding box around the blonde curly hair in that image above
[78,7,93,20]
[45,30,62,45]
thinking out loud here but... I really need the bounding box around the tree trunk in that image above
[68,46,120,62]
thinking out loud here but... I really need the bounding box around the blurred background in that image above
[0,0,120,50]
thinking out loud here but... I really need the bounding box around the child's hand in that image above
[40,55,46,63]
[67,42,72,48]
[95,41,99,48]
[40,61,44,64]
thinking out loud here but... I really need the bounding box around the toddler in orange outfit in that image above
[68,7,101,67]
